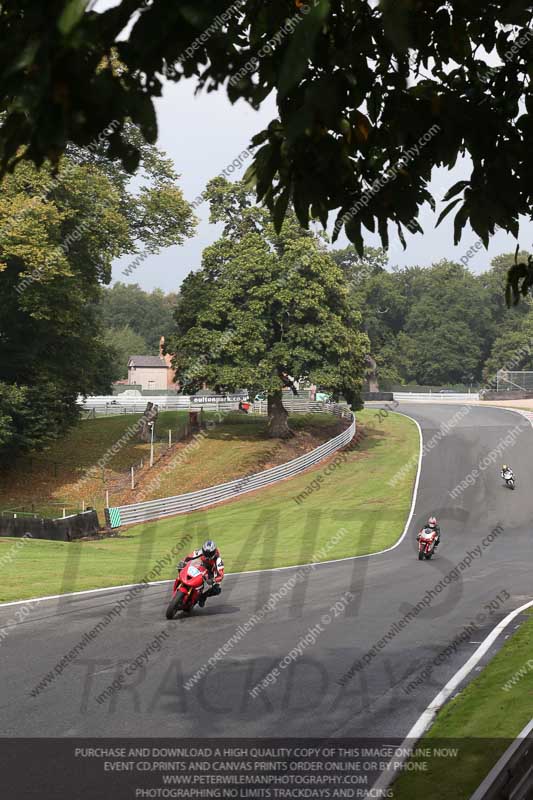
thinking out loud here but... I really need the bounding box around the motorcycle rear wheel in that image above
[166,592,185,620]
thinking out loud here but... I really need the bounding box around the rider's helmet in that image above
[428,516,437,529]
[201,539,217,560]
[502,464,508,471]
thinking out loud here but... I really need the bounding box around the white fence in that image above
[81,396,192,416]
[83,400,234,417]
[393,392,480,402]
[81,396,342,417]
[253,399,338,415]
[105,404,354,528]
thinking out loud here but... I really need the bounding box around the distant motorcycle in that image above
[417,527,438,560]
[165,558,210,618]
[502,469,515,490]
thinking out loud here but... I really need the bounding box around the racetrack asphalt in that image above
[1,403,531,738]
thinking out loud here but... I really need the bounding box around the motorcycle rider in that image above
[501,464,514,480]
[178,539,224,608]
[426,515,441,547]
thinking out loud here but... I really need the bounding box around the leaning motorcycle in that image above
[503,469,515,490]
[417,528,438,560]
[165,559,210,618]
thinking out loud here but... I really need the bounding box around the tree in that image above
[99,283,179,351]
[104,325,149,381]
[397,323,481,386]
[332,245,410,387]
[336,253,505,388]
[0,382,81,454]
[478,250,531,322]
[396,261,493,385]
[0,132,195,457]
[483,305,533,381]
[331,245,388,287]
[0,2,532,257]
[169,179,369,437]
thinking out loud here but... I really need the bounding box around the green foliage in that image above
[505,251,533,307]
[0,133,195,457]
[0,2,532,260]
[0,383,29,450]
[479,251,531,316]
[0,410,417,603]
[483,305,533,380]
[169,179,369,422]
[331,245,388,286]
[340,247,528,388]
[104,325,149,381]
[397,261,490,384]
[0,381,80,456]
[99,283,179,351]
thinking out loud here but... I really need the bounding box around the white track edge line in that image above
[372,599,533,793]
[373,404,533,793]
[0,411,423,609]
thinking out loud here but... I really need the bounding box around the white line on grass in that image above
[372,599,533,794]
[372,404,533,795]
[0,412,423,609]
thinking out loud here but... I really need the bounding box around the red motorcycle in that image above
[417,528,438,560]
[166,558,209,618]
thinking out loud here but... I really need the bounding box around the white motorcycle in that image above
[502,469,515,490]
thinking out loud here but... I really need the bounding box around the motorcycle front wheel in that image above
[418,551,424,560]
[166,592,185,620]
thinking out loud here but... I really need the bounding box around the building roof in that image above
[128,355,169,368]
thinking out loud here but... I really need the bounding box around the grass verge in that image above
[392,609,533,800]
[0,410,419,602]
[0,411,339,518]
[0,410,189,516]
[121,412,345,506]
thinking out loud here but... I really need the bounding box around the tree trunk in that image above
[366,354,379,392]
[267,391,293,438]
[138,402,159,442]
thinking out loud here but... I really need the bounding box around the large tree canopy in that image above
[396,261,491,385]
[483,308,533,380]
[169,179,369,437]
[337,246,530,387]
[104,325,149,381]
[0,131,196,457]
[0,1,532,261]
[99,282,179,351]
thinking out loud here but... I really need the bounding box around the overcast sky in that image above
[111,68,533,293]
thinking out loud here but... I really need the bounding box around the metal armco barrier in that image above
[105,404,354,528]
[470,720,533,799]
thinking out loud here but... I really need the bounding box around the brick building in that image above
[127,337,176,391]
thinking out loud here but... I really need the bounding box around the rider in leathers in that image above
[179,539,224,607]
